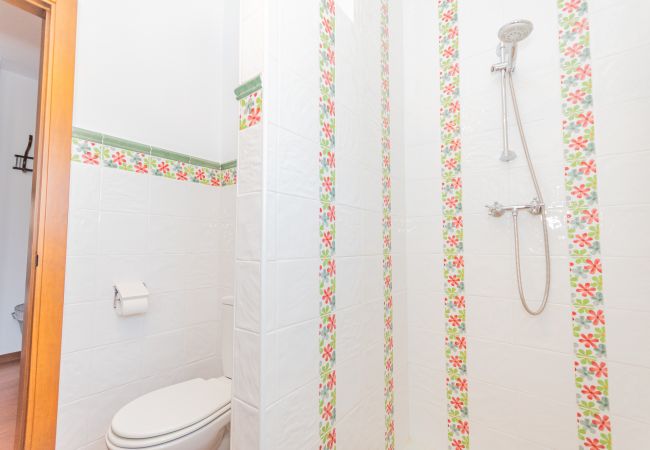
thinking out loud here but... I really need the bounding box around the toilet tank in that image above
[221,296,234,379]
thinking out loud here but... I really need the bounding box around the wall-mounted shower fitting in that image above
[491,19,533,162]
[486,198,544,218]
[487,19,552,317]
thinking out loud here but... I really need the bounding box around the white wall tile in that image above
[592,44,650,107]
[56,401,89,450]
[602,256,650,312]
[264,380,319,450]
[184,322,219,363]
[68,163,100,211]
[601,205,650,257]
[140,331,185,377]
[91,340,144,392]
[100,168,149,213]
[609,362,650,423]
[595,98,650,156]
[276,65,320,143]
[239,10,264,83]
[268,259,319,329]
[64,256,98,303]
[236,193,262,261]
[471,420,551,450]
[598,151,650,206]
[610,415,650,449]
[466,296,514,343]
[233,329,261,408]
[269,126,320,199]
[231,398,260,450]
[274,194,319,260]
[512,303,573,354]
[147,215,191,254]
[591,0,650,59]
[607,308,650,367]
[67,210,99,257]
[98,212,148,255]
[237,125,263,195]
[276,0,319,79]
[236,261,261,332]
[265,320,318,406]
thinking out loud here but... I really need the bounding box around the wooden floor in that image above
[0,360,20,450]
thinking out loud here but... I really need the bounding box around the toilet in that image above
[106,297,234,450]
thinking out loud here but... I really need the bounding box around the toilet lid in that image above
[111,377,231,439]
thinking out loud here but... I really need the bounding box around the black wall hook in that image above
[12,134,34,173]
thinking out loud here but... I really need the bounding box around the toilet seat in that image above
[106,377,231,449]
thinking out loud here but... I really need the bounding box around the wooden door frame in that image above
[5,0,78,448]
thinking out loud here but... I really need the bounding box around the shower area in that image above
[227,0,649,448]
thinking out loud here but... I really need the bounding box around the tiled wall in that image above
[228,0,408,449]
[402,0,650,448]
[229,1,266,449]
[57,139,236,450]
[459,1,575,446]
[402,0,447,447]
[591,0,650,446]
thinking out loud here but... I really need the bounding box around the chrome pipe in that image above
[494,44,516,162]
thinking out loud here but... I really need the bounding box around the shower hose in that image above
[507,71,551,316]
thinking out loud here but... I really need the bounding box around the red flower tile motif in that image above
[557,1,612,448]
[380,1,395,448]
[318,0,336,447]
[239,91,263,131]
[101,145,148,173]
[71,138,101,166]
[438,0,470,448]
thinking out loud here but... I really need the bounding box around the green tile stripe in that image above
[221,160,237,170]
[234,75,262,100]
[72,127,232,170]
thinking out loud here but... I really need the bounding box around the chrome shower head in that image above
[493,20,533,72]
[498,20,533,44]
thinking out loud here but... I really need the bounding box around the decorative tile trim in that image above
[380,1,395,449]
[239,90,263,131]
[71,129,237,187]
[234,75,262,100]
[438,1,470,449]
[557,1,613,449]
[318,0,336,449]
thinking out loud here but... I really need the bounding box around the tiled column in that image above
[231,0,266,448]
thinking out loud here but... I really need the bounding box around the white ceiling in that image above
[0,0,42,78]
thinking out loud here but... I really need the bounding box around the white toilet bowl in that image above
[106,377,231,450]
[107,297,235,450]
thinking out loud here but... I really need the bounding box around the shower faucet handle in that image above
[486,201,506,217]
[528,198,544,215]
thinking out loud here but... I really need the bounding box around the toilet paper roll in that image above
[116,296,148,316]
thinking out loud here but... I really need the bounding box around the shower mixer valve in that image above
[486,198,544,217]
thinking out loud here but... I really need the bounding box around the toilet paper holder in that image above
[113,281,149,312]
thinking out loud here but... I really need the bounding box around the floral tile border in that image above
[438,1,470,449]
[380,1,395,449]
[557,1,613,449]
[318,0,336,448]
[71,136,237,187]
[239,90,262,131]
